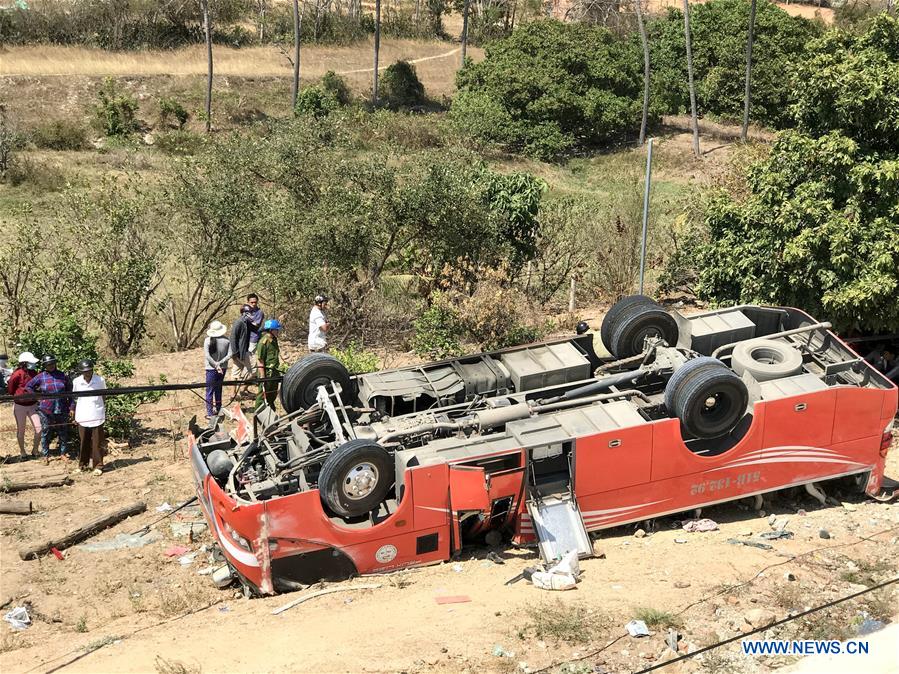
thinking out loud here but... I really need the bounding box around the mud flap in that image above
[526,491,593,564]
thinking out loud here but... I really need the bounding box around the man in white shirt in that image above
[308,295,330,352]
[71,359,106,475]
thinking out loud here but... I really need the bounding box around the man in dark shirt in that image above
[229,304,254,396]
[24,353,72,463]
[246,293,264,355]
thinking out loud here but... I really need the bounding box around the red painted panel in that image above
[881,386,898,424]
[409,464,451,529]
[574,425,653,495]
[487,466,526,502]
[832,387,885,444]
[449,466,490,512]
[761,389,836,449]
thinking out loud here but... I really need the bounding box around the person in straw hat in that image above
[6,352,42,458]
[203,320,231,418]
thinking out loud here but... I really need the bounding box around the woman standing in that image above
[6,352,41,458]
[72,360,106,475]
[204,320,231,418]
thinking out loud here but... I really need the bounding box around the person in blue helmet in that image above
[255,318,282,409]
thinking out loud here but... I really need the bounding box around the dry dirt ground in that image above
[1,318,897,674]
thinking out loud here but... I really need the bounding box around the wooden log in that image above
[0,475,70,493]
[19,501,146,560]
[0,500,33,515]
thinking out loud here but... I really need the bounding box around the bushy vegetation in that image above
[649,0,820,126]
[30,120,89,150]
[331,342,381,374]
[92,78,140,137]
[158,98,190,130]
[380,61,427,109]
[452,20,645,159]
[295,71,352,117]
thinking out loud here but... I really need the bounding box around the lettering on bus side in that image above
[690,471,760,496]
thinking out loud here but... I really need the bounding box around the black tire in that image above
[665,358,749,439]
[280,354,352,414]
[318,439,393,518]
[608,303,679,359]
[600,295,658,354]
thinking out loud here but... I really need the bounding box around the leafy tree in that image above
[790,14,899,154]
[92,78,139,136]
[380,60,426,109]
[690,132,899,331]
[451,20,646,159]
[649,0,820,127]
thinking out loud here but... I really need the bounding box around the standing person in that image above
[24,353,72,463]
[256,319,282,410]
[246,293,265,355]
[229,304,253,397]
[308,295,330,352]
[0,353,12,390]
[71,360,106,475]
[204,320,231,418]
[7,352,41,458]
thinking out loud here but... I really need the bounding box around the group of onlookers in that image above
[4,352,107,473]
[202,293,330,418]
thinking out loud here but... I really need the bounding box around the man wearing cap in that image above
[71,360,106,475]
[24,353,72,463]
[7,352,41,458]
[229,304,254,397]
[308,295,330,352]
[204,320,231,418]
[256,318,282,409]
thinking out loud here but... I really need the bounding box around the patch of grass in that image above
[839,557,893,587]
[30,119,89,150]
[155,581,217,617]
[155,656,202,674]
[859,588,896,622]
[796,609,856,642]
[4,155,68,191]
[519,601,611,644]
[699,648,739,673]
[633,606,684,629]
[84,634,120,653]
[75,615,88,633]
[772,583,804,611]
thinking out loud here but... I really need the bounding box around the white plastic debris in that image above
[682,518,718,532]
[178,552,197,566]
[3,606,31,631]
[531,550,580,591]
[626,620,650,637]
[155,502,173,513]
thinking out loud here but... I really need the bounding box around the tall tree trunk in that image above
[682,0,700,158]
[291,0,302,109]
[635,0,650,146]
[741,0,757,141]
[201,0,213,133]
[415,0,421,28]
[461,0,471,63]
[373,0,381,104]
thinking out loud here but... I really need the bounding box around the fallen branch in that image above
[1,474,70,493]
[19,501,147,560]
[271,583,381,616]
[0,500,33,515]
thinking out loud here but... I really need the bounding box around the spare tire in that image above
[608,303,679,360]
[600,295,658,354]
[665,357,749,439]
[731,339,803,382]
[280,354,353,414]
[318,439,393,518]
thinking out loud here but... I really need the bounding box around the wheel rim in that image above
[342,462,379,500]
[631,326,662,353]
[698,390,733,426]
[303,375,332,406]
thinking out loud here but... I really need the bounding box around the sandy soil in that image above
[1,327,897,674]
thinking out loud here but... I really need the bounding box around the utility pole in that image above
[635,0,650,146]
[461,0,471,63]
[741,0,757,142]
[291,0,302,109]
[683,0,700,158]
[201,0,213,133]
[373,0,381,104]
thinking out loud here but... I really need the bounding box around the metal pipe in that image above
[378,421,467,445]
[639,137,653,294]
[541,370,645,405]
[710,321,832,360]
[531,389,650,414]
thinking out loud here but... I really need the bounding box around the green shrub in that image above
[380,60,426,109]
[331,342,380,374]
[451,20,644,160]
[412,293,464,359]
[458,268,547,350]
[158,97,189,130]
[30,119,89,150]
[5,155,67,191]
[92,78,139,136]
[154,130,204,156]
[295,72,352,118]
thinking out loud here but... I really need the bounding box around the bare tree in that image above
[201,0,213,133]
[461,0,471,62]
[373,0,382,104]
[257,0,268,42]
[741,0,757,141]
[291,0,303,109]
[682,0,700,158]
[635,0,650,145]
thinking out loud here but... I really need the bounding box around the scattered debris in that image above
[727,538,773,550]
[0,500,33,515]
[163,545,190,558]
[673,581,691,589]
[78,530,162,552]
[857,619,885,636]
[819,529,832,539]
[504,566,539,585]
[3,606,31,630]
[197,566,215,576]
[271,584,381,616]
[743,608,776,628]
[759,530,793,540]
[626,620,651,637]
[170,521,208,539]
[212,565,234,588]
[435,595,471,605]
[50,547,65,561]
[634,529,646,538]
[155,502,174,513]
[486,551,505,565]
[784,572,797,581]
[452,563,464,573]
[531,550,580,591]
[178,552,197,566]
[674,538,687,544]
[682,518,718,532]
[492,645,515,658]
[666,628,680,653]
[841,502,857,512]
[218,605,230,613]
[797,509,807,516]
[768,514,777,526]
